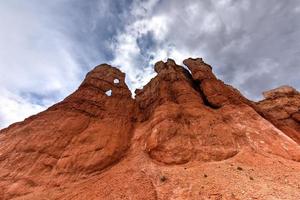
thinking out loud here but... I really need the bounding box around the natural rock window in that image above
[105,89,112,96]
[114,78,120,84]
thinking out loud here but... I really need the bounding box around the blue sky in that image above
[0,0,300,128]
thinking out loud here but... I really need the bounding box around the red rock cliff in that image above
[257,85,300,144]
[0,59,299,200]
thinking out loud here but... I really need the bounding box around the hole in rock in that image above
[105,89,112,96]
[114,78,120,84]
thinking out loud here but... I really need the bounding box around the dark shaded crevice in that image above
[178,64,220,109]
[192,79,220,109]
[169,83,178,103]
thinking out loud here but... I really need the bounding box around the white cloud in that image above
[110,0,300,100]
[110,0,168,91]
[0,1,86,128]
[1,0,300,128]
[0,89,45,128]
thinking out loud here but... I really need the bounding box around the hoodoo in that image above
[0,58,299,199]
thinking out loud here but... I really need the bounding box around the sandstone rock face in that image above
[257,86,300,144]
[0,58,300,200]
[262,85,299,99]
[0,65,135,199]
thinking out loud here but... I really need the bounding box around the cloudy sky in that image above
[0,0,300,128]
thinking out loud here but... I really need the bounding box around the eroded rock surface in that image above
[257,85,300,144]
[0,58,300,200]
[0,65,135,199]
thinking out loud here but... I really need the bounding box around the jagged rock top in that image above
[79,64,132,98]
[183,57,216,81]
[262,85,299,99]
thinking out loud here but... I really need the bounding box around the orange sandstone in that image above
[0,58,299,200]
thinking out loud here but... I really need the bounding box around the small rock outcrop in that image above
[262,85,299,99]
[0,58,299,200]
[257,85,300,144]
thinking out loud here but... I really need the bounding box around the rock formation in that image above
[0,58,299,200]
[257,85,300,144]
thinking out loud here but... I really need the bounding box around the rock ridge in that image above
[0,58,299,200]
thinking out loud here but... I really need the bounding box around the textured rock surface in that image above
[257,86,300,144]
[0,58,300,200]
[262,85,299,99]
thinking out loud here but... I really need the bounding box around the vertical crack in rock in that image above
[192,79,220,109]
[183,57,250,108]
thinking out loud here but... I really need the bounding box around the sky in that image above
[0,0,300,128]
